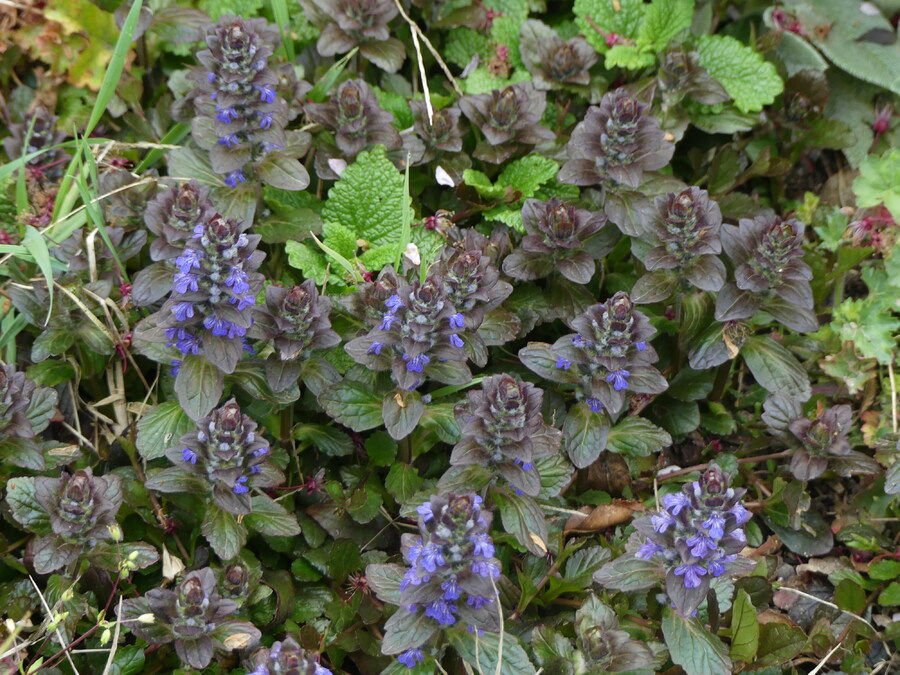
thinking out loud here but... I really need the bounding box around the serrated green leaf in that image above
[385,464,423,503]
[245,495,302,537]
[741,336,811,400]
[606,416,672,456]
[638,0,693,52]
[854,148,900,220]
[448,629,535,675]
[833,297,900,364]
[321,147,414,249]
[574,0,646,52]
[174,355,224,421]
[285,240,332,286]
[697,35,783,113]
[201,504,248,561]
[729,589,759,663]
[604,44,656,70]
[321,221,359,261]
[497,155,559,198]
[6,477,52,535]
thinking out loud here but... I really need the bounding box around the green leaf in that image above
[869,559,900,580]
[245,495,302,537]
[878,581,900,606]
[662,607,732,675]
[593,554,662,591]
[854,148,900,220]
[174,355,224,421]
[24,387,58,435]
[563,402,610,469]
[833,297,900,364]
[697,35,784,113]
[606,416,672,456]
[751,622,806,667]
[574,0,646,52]
[365,431,398,467]
[493,489,549,556]
[741,336,811,400]
[285,240,331,286]
[385,464,423,503]
[604,44,656,69]
[201,504,248,561]
[497,155,559,199]
[23,226,54,324]
[637,0,693,52]
[729,589,759,663]
[318,381,385,432]
[320,146,414,249]
[448,629,535,675]
[293,424,354,457]
[6,477,52,535]
[25,360,75,387]
[105,645,145,675]
[136,401,193,461]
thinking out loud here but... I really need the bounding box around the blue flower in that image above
[702,512,726,539]
[466,595,493,609]
[217,133,241,149]
[635,341,647,351]
[686,533,716,559]
[397,648,424,668]
[182,448,198,464]
[233,476,250,494]
[172,301,195,322]
[229,293,255,311]
[636,538,663,559]
[206,72,216,83]
[605,369,630,391]
[379,313,397,330]
[729,503,751,525]
[225,170,246,188]
[416,502,433,521]
[175,249,202,274]
[258,111,274,129]
[424,598,457,625]
[253,446,268,457]
[449,313,465,329]
[571,334,591,347]
[418,543,445,573]
[385,294,403,313]
[449,333,464,348]
[471,560,499,578]
[441,578,461,601]
[204,315,233,337]
[708,554,734,577]
[225,268,250,295]
[651,510,675,533]
[662,492,691,515]
[586,397,603,413]
[674,563,707,588]
[215,106,239,123]
[173,272,199,294]
[404,353,430,373]
[256,85,276,103]
[469,533,494,558]
[169,360,182,376]
[555,356,572,370]
[367,341,384,355]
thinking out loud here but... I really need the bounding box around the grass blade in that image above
[308,47,358,102]
[134,122,189,174]
[22,225,55,325]
[270,0,295,61]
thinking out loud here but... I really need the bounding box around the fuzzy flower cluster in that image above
[260,279,341,361]
[160,399,281,514]
[345,271,473,391]
[135,212,265,375]
[394,493,502,667]
[132,181,218,306]
[633,466,751,616]
[246,637,332,675]
[183,16,306,188]
[451,374,562,497]
[645,187,725,289]
[459,82,554,164]
[559,88,674,189]
[538,292,666,414]
[121,568,261,670]
[503,198,608,284]
[28,469,123,573]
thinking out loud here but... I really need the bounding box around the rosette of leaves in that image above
[519,19,597,91]
[435,228,515,350]
[410,101,464,163]
[631,187,726,303]
[558,87,674,189]
[520,291,667,419]
[255,279,342,393]
[715,214,818,332]
[596,465,753,617]
[146,400,299,559]
[532,595,657,674]
[503,198,610,284]
[762,395,876,481]
[133,212,267,415]
[343,270,474,438]
[182,16,310,191]
[459,82,555,164]
[3,105,68,182]
[447,374,562,497]
[298,0,405,73]
[305,79,403,178]
[365,493,502,668]
[246,637,332,675]
[120,568,261,669]
[133,181,218,306]
[8,469,120,574]
[0,364,58,471]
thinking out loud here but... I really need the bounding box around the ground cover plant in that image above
[2,0,900,673]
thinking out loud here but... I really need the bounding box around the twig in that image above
[28,576,80,674]
[489,573,503,675]
[101,597,124,675]
[390,0,463,97]
[889,361,898,433]
[808,641,843,675]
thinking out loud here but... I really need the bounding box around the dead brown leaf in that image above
[564,500,644,533]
